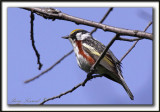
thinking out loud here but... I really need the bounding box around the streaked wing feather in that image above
[82,44,121,83]
[82,43,117,74]
[82,38,123,77]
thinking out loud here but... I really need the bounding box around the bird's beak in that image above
[62,35,69,39]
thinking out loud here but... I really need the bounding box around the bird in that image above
[62,29,134,100]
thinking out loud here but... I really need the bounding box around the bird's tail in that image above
[120,77,134,100]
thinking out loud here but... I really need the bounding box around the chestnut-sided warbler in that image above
[62,29,134,100]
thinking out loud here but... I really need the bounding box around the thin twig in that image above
[82,34,120,86]
[119,41,138,62]
[90,7,113,35]
[40,74,104,105]
[144,21,153,32]
[24,50,73,83]
[30,12,43,70]
[40,82,82,105]
[120,21,152,62]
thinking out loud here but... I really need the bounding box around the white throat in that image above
[76,32,91,40]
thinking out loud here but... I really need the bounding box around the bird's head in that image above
[62,29,92,42]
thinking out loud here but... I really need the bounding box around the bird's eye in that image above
[70,35,77,40]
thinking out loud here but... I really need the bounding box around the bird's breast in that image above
[73,41,95,72]
[75,41,95,64]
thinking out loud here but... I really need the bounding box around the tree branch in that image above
[30,12,43,70]
[40,74,104,105]
[24,50,73,83]
[40,82,82,105]
[144,21,153,32]
[21,7,153,40]
[120,21,152,62]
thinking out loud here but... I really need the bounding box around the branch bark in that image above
[21,7,153,40]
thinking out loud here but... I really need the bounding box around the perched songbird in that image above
[62,29,134,100]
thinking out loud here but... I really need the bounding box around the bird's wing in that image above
[82,38,123,78]
[82,38,134,100]
[82,42,117,74]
